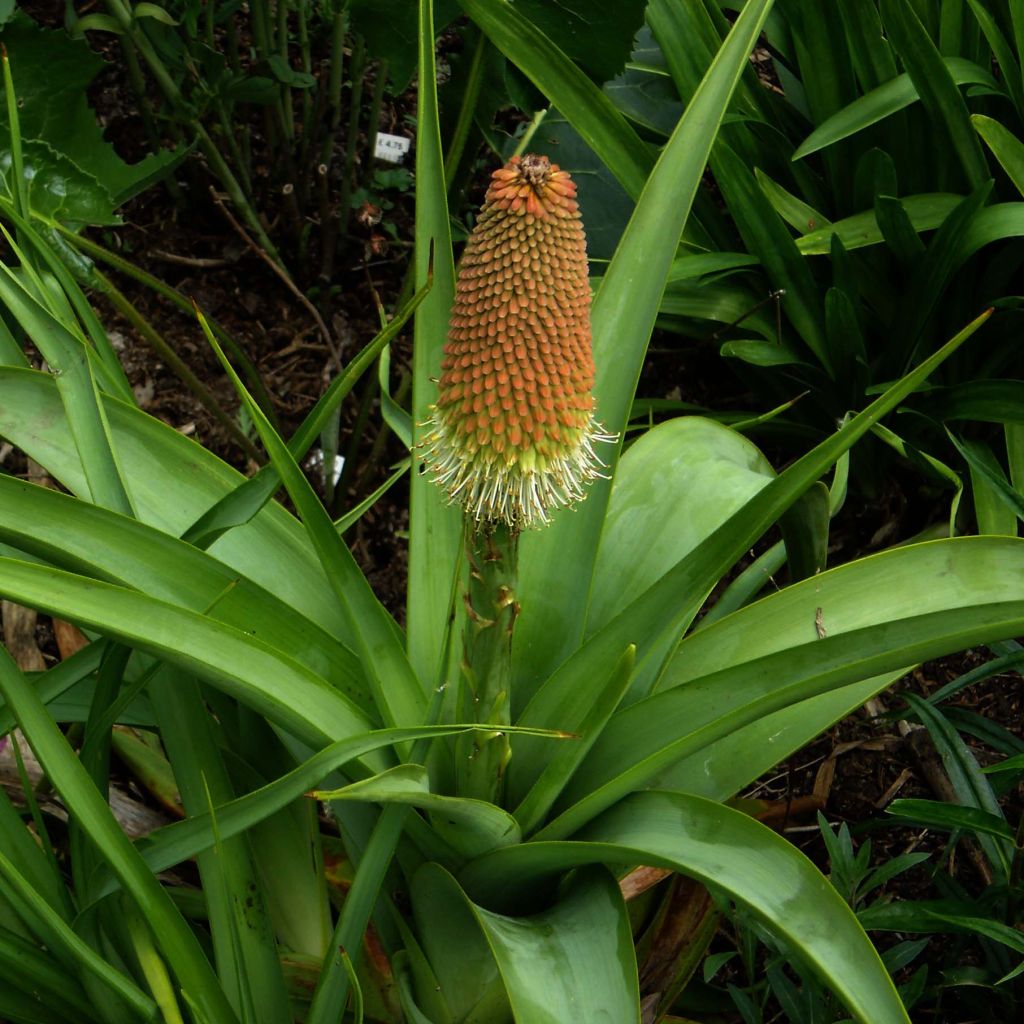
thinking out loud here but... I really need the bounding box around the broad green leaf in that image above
[513,0,777,706]
[509,312,991,803]
[528,112,635,263]
[972,114,1024,196]
[605,28,684,138]
[202,312,428,732]
[793,56,996,159]
[547,535,1024,836]
[0,140,117,224]
[316,764,521,859]
[411,861,508,1023]
[0,14,181,219]
[657,676,900,800]
[408,0,461,688]
[0,368,351,642]
[586,418,774,635]
[0,646,240,1024]
[0,476,367,707]
[421,863,640,1024]
[0,557,375,751]
[460,791,910,1024]
[795,194,962,254]
[508,0,646,84]
[512,645,635,837]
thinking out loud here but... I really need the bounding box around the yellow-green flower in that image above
[422,154,613,530]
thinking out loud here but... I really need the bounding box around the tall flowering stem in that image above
[422,155,612,800]
[456,523,518,801]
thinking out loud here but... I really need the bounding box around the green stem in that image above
[456,523,518,802]
[512,108,549,159]
[318,5,348,282]
[323,34,366,280]
[102,0,286,266]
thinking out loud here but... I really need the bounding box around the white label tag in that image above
[374,133,411,163]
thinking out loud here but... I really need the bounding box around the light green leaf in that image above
[408,0,461,687]
[555,536,1024,824]
[793,57,996,160]
[0,367,352,642]
[460,791,910,1024]
[421,863,640,1024]
[972,114,1024,196]
[0,646,239,1024]
[586,418,774,636]
[795,194,962,254]
[0,557,375,751]
[316,764,521,859]
[513,0,777,706]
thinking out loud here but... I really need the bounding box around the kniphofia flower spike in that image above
[422,154,613,531]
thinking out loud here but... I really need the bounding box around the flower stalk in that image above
[456,523,518,801]
[424,154,612,799]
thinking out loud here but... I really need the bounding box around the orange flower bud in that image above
[421,154,613,530]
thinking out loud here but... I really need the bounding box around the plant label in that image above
[375,133,411,163]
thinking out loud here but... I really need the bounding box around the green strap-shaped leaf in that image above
[973,114,1024,196]
[0,557,375,751]
[509,312,991,803]
[795,193,963,254]
[881,0,990,189]
[460,791,910,1024]
[0,257,133,516]
[793,56,997,159]
[317,764,521,859]
[0,476,367,707]
[550,536,1024,827]
[0,367,351,641]
[512,0,777,707]
[408,0,461,688]
[0,646,240,1024]
[201,312,428,732]
[415,862,640,1024]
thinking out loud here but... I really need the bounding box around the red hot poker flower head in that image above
[422,154,613,530]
